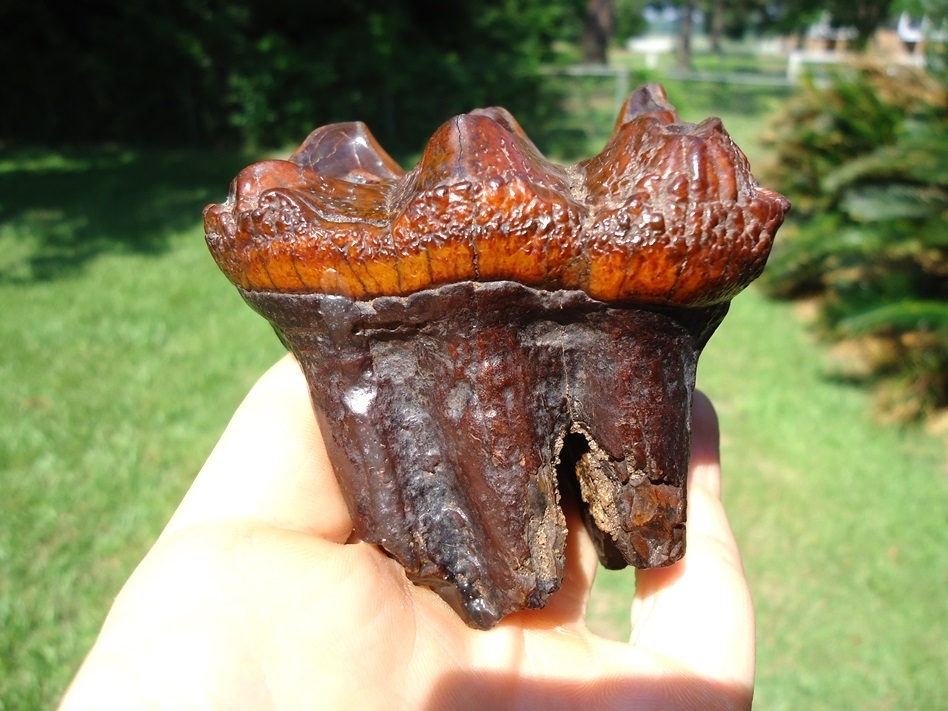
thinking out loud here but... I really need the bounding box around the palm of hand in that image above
[61,357,754,711]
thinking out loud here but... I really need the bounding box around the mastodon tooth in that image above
[204,83,789,629]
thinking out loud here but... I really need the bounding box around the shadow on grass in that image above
[0,146,257,283]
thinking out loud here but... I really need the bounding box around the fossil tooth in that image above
[205,83,789,629]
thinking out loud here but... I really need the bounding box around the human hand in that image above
[60,355,754,711]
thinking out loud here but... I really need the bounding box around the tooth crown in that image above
[204,83,789,306]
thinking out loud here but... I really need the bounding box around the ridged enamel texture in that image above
[205,83,788,307]
[204,84,789,629]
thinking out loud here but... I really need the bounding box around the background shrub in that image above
[0,0,584,155]
[761,61,948,419]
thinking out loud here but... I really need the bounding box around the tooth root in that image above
[241,281,723,629]
[563,308,697,568]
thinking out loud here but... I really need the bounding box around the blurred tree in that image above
[0,0,245,146]
[709,0,726,52]
[827,0,896,45]
[677,0,697,68]
[894,0,948,21]
[758,0,896,44]
[582,0,615,63]
[614,0,648,42]
[0,0,585,152]
[703,0,779,45]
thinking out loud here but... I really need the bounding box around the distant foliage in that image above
[0,0,584,154]
[762,62,948,419]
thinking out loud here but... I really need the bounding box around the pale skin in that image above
[59,355,755,711]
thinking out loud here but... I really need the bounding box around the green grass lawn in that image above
[2,73,946,710]
[0,149,287,708]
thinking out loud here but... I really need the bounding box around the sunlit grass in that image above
[0,154,285,707]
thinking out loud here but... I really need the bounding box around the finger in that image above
[628,391,755,689]
[164,355,353,543]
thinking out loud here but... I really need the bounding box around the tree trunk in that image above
[677,0,695,70]
[582,0,614,65]
[709,0,725,54]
